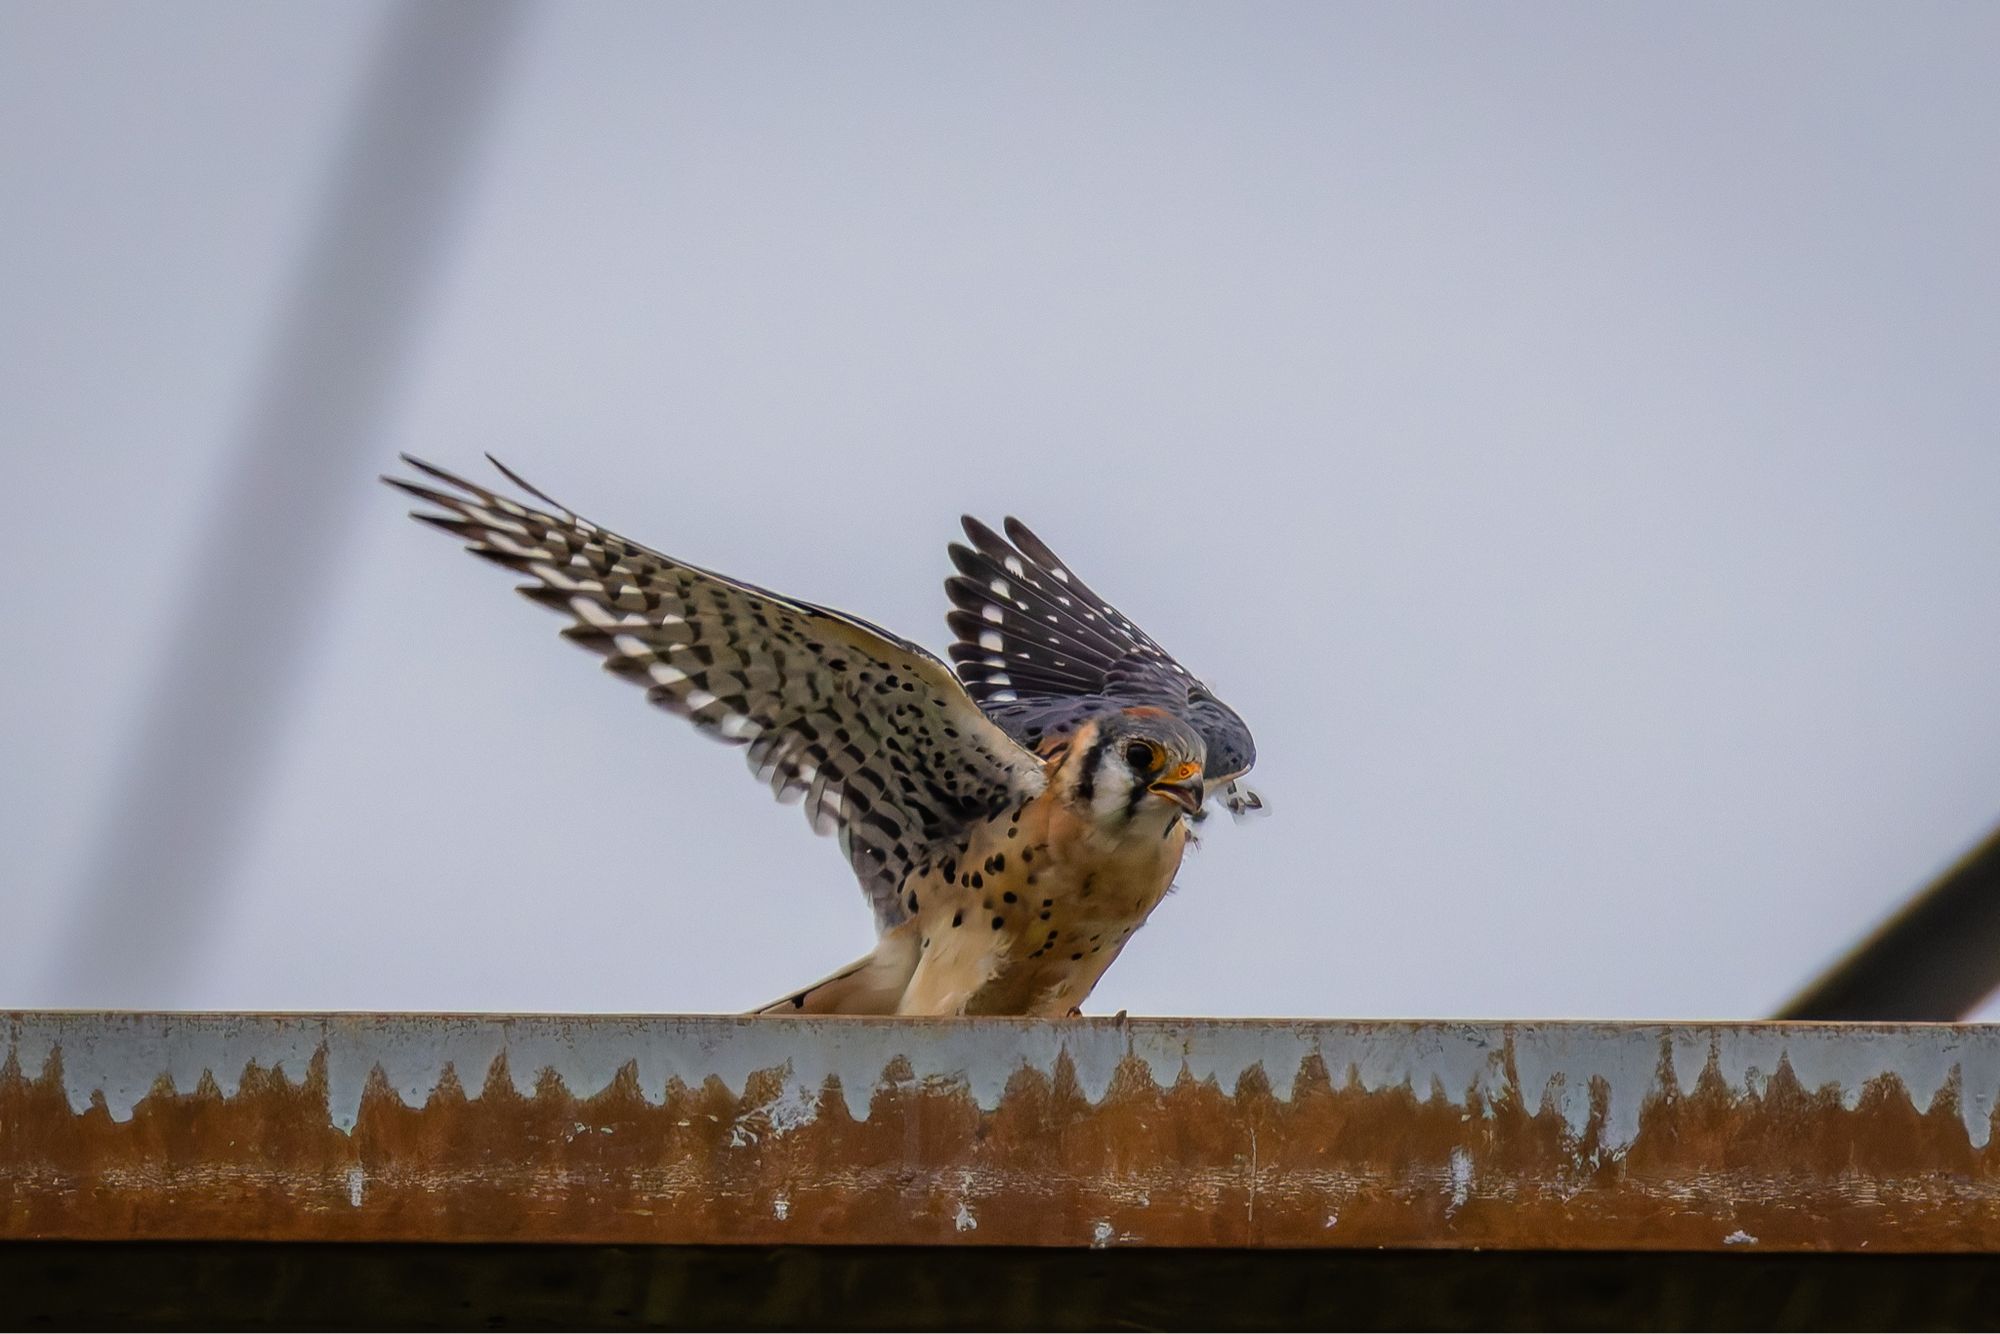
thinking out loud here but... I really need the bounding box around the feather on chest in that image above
[895,792,1189,1016]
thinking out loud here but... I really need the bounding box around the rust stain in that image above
[3,1016,1999,1250]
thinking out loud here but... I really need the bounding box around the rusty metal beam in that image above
[6,1014,2000,1253]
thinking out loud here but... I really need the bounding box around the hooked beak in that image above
[1147,762,1204,815]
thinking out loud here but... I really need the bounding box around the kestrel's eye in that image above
[1124,740,1162,772]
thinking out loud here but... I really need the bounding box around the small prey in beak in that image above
[1148,761,1204,815]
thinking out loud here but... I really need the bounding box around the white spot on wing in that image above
[478,532,541,560]
[468,510,530,537]
[530,562,602,593]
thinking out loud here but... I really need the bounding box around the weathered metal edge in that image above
[5,1014,1998,1251]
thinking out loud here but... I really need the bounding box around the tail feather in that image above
[751,931,919,1015]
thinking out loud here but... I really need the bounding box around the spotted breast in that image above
[766,711,1204,1016]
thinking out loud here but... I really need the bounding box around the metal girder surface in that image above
[4,1014,1998,1252]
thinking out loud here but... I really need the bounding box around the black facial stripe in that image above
[1075,730,1115,805]
[1123,769,1149,822]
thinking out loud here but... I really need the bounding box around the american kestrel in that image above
[386,456,1260,1016]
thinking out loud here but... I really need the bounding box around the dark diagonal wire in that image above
[45,1,532,1005]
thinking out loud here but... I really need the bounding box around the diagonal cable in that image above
[1774,819,2000,1021]
[44,1,531,1006]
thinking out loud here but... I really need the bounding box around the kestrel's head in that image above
[1059,707,1207,828]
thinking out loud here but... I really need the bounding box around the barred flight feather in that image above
[946,514,1263,812]
[387,456,1047,930]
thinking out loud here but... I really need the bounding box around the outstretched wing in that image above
[387,456,1047,930]
[945,516,1261,811]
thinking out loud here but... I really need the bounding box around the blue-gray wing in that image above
[945,516,1261,814]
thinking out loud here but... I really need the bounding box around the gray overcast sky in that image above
[4,2,1997,1018]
